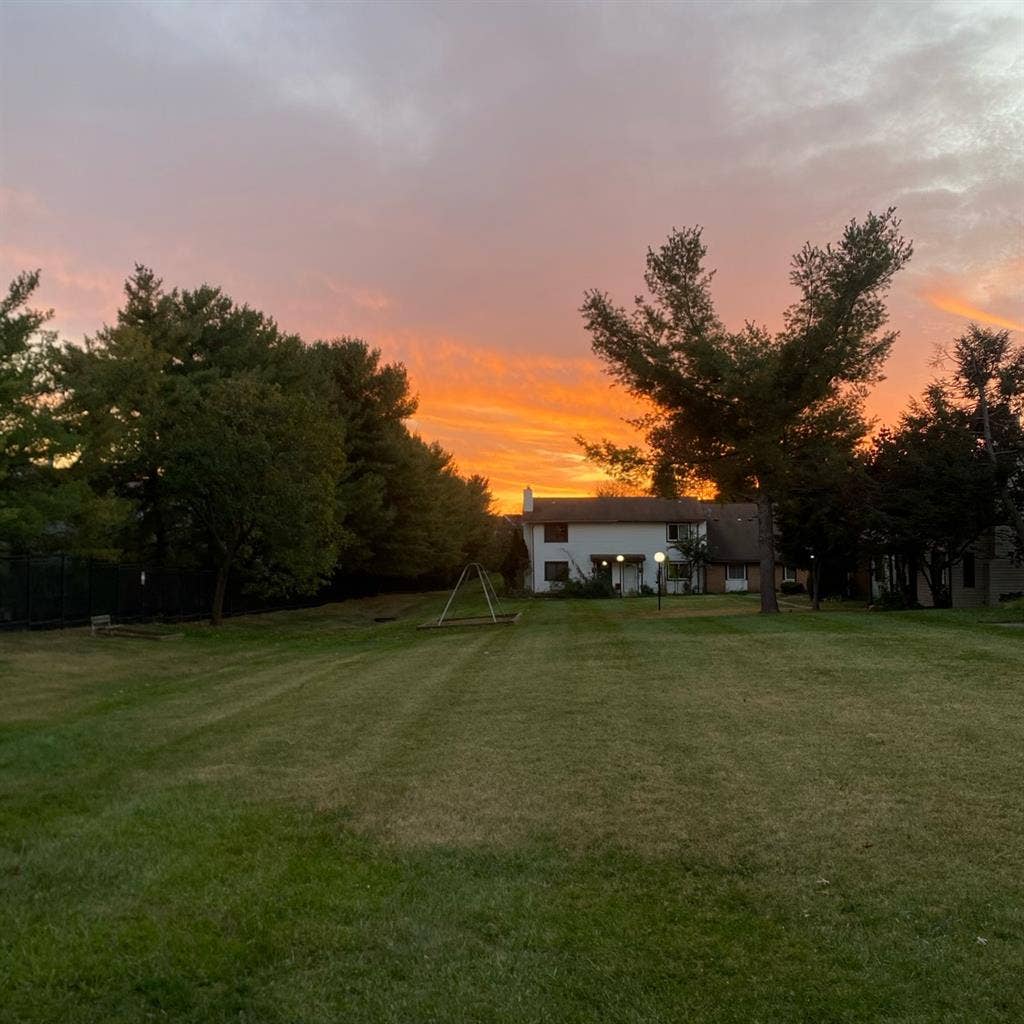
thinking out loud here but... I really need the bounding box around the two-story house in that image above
[520,488,803,595]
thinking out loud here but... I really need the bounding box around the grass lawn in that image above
[2,591,1022,1022]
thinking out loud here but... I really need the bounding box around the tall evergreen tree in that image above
[580,210,912,612]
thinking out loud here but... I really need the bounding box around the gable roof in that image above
[524,496,709,524]
[523,496,762,562]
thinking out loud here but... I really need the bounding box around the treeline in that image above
[776,324,1024,608]
[1,267,509,623]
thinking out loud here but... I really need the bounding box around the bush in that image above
[546,573,617,599]
[779,580,805,595]
[872,587,918,611]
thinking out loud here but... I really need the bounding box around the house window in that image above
[962,552,976,588]
[783,566,797,582]
[667,523,694,542]
[726,564,747,581]
[666,561,689,580]
[544,561,569,582]
[544,523,568,543]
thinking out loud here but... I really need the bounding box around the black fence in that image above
[0,555,323,631]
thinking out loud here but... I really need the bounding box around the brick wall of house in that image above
[705,564,726,593]
[705,563,808,594]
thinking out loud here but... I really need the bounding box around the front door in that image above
[620,563,639,595]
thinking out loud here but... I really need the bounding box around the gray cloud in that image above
[1,0,1020,389]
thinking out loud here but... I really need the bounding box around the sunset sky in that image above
[1,0,1021,510]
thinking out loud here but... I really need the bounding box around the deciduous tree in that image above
[866,385,995,607]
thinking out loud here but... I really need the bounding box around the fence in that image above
[0,555,322,631]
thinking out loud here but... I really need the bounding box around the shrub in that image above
[873,587,918,611]
[780,580,806,595]
[546,573,617,599]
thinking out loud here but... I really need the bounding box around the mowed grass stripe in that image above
[1,594,1022,1022]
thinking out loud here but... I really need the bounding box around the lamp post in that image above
[654,551,666,611]
[615,554,625,596]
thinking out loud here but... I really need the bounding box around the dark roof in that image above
[523,496,762,563]
[524,496,709,524]
[704,505,760,562]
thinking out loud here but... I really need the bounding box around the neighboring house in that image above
[870,526,1024,608]
[520,488,804,595]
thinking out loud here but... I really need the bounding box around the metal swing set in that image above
[418,562,521,629]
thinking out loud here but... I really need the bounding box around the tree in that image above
[946,325,1024,556]
[499,522,530,592]
[1,271,124,555]
[54,268,344,622]
[866,385,995,607]
[580,210,912,612]
[307,338,417,578]
[163,374,343,625]
[668,531,711,593]
[55,266,311,568]
[777,455,867,610]
[776,406,871,609]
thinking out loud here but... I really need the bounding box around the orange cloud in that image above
[923,292,1023,332]
[376,334,648,511]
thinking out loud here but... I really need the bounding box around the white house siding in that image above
[950,543,988,609]
[525,521,706,594]
[948,529,1021,608]
[986,527,1024,604]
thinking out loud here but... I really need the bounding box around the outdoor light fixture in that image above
[654,551,666,611]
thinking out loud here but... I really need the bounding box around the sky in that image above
[1,0,1021,511]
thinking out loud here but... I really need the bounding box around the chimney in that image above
[522,486,534,513]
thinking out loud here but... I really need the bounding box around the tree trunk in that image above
[811,559,821,611]
[756,498,780,614]
[211,561,230,626]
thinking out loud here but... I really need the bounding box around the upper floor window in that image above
[544,523,568,543]
[667,523,695,542]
